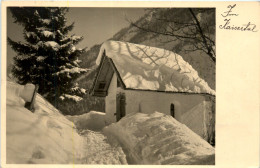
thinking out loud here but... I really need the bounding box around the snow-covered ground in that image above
[66,111,107,131]
[6,82,126,164]
[6,81,214,165]
[77,130,127,164]
[104,112,215,165]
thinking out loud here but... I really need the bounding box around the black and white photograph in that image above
[2,1,260,167]
[4,6,217,165]
[1,1,258,166]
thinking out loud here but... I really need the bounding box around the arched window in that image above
[171,104,175,118]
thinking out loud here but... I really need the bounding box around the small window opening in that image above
[171,104,175,118]
[98,82,106,90]
[117,79,121,88]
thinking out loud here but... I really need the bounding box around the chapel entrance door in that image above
[116,93,126,121]
[171,103,175,118]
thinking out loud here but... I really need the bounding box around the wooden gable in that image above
[92,53,114,97]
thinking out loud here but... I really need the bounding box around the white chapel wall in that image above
[105,73,117,124]
[124,90,206,127]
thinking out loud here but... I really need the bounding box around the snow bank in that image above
[21,83,36,102]
[67,111,106,131]
[6,82,84,164]
[96,41,215,95]
[7,82,35,104]
[104,112,215,165]
[6,82,129,164]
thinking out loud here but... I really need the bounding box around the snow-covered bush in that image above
[55,93,105,115]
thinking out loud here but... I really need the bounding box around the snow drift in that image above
[6,82,84,164]
[67,111,106,131]
[6,82,127,164]
[5,81,214,165]
[104,112,215,165]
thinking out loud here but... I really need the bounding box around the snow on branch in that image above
[36,56,46,62]
[44,41,60,51]
[56,67,88,76]
[41,31,54,38]
[41,19,51,25]
[71,85,86,95]
[59,94,83,102]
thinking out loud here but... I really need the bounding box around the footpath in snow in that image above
[6,82,127,164]
[67,112,127,164]
[77,130,127,164]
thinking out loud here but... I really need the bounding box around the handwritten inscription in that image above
[219,4,257,32]
[221,4,239,17]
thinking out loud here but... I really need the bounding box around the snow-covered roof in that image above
[96,41,215,95]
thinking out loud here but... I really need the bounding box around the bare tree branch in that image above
[128,8,216,63]
[188,8,216,62]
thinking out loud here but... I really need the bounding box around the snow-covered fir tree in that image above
[8,7,88,104]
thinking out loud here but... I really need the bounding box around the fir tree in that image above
[8,7,87,104]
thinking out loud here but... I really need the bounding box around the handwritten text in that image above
[219,4,257,32]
